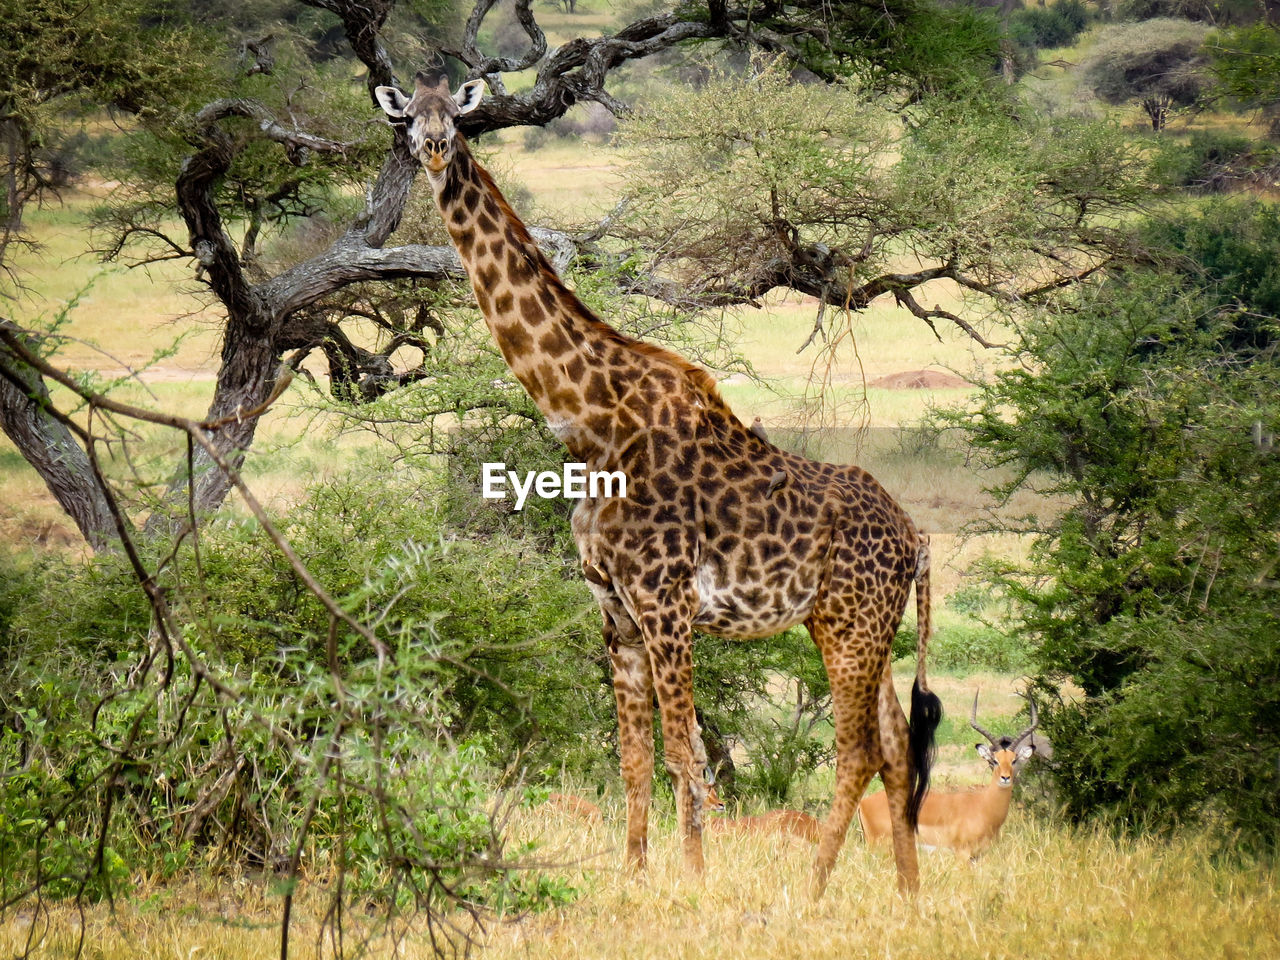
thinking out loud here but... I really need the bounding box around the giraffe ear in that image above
[454,79,486,115]
[374,85,410,119]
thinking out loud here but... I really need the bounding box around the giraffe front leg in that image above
[642,617,708,876]
[604,611,655,872]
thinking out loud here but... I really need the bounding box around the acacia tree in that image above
[608,64,1152,350]
[0,0,1010,550]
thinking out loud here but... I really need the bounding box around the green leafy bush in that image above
[0,470,603,912]
[944,227,1280,849]
[694,628,831,803]
[1206,22,1280,119]
[1008,2,1090,52]
[892,616,1028,673]
[1141,198,1280,331]
[1152,130,1274,193]
[1116,0,1261,26]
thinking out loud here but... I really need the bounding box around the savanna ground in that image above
[3,21,1278,958]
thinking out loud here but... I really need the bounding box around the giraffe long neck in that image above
[429,139,626,461]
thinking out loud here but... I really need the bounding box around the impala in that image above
[545,784,725,824]
[858,693,1038,860]
[545,792,606,824]
[708,809,821,843]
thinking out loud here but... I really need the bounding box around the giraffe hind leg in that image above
[807,614,886,900]
[877,662,922,897]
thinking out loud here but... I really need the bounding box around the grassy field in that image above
[4,781,1276,960]
[2,673,1274,959]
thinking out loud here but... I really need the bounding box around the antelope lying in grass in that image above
[707,809,821,844]
[545,792,606,824]
[545,784,725,825]
[858,693,1038,861]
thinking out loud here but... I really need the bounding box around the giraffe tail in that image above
[907,534,943,831]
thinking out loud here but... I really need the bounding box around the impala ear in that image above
[1018,743,1035,760]
[374,85,410,119]
[976,743,994,762]
[454,79,486,115]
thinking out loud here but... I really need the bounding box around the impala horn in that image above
[1009,695,1040,753]
[969,691,1000,745]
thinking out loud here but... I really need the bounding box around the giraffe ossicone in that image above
[375,72,944,899]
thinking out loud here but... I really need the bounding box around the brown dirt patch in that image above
[869,369,971,390]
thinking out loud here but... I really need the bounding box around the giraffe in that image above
[375,73,943,898]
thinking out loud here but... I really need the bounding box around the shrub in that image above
[1151,130,1274,192]
[1116,0,1261,25]
[1008,4,1088,52]
[943,245,1280,850]
[1141,198,1280,346]
[892,615,1029,673]
[0,471,601,912]
[1056,0,1090,33]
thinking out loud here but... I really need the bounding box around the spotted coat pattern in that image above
[376,74,942,898]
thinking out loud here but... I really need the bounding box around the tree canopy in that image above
[610,62,1150,346]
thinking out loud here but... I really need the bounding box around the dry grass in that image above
[4,811,1274,960]
[494,815,1277,960]
[487,133,625,224]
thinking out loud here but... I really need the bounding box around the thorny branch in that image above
[0,320,388,662]
[0,319,527,957]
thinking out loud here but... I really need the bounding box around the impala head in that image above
[704,782,726,813]
[374,73,486,174]
[970,692,1038,789]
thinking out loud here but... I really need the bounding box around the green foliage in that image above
[943,203,1280,848]
[186,470,606,769]
[0,0,215,120]
[1151,130,1276,193]
[682,0,1005,99]
[1205,22,1280,115]
[1049,606,1279,845]
[1115,0,1262,26]
[100,53,387,260]
[0,470,603,911]
[1084,18,1211,107]
[850,2,1006,99]
[614,60,1149,316]
[1141,199,1280,333]
[937,622,1028,673]
[0,0,217,236]
[734,700,833,804]
[693,628,831,802]
[893,616,1028,673]
[1008,2,1091,52]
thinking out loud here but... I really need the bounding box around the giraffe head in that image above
[374,73,485,174]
